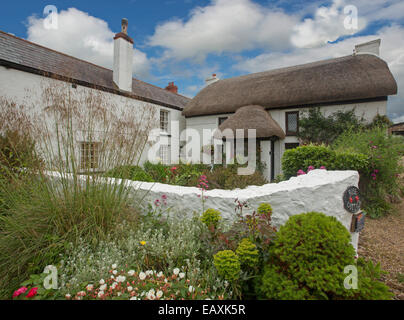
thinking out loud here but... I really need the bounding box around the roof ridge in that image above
[0,30,189,100]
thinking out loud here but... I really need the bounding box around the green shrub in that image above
[201,208,222,228]
[257,212,356,299]
[333,127,404,217]
[256,212,391,300]
[297,107,366,145]
[105,165,154,182]
[213,250,241,281]
[281,144,369,179]
[257,203,272,216]
[235,238,259,269]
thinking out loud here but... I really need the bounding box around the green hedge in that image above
[281,144,369,179]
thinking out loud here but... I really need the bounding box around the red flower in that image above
[12,286,27,298]
[26,287,38,298]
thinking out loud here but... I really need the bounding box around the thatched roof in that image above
[183,54,397,117]
[213,105,285,139]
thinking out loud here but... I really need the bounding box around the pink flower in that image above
[154,199,160,206]
[307,166,315,172]
[374,169,379,173]
[161,194,167,200]
[26,287,38,298]
[297,169,306,176]
[12,286,27,298]
[320,166,326,170]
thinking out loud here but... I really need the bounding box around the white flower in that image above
[156,290,163,299]
[164,278,168,283]
[128,270,135,276]
[98,291,104,298]
[173,268,180,275]
[127,286,133,292]
[157,271,163,278]
[130,296,138,300]
[111,282,118,289]
[148,288,155,295]
[139,272,146,280]
[189,286,195,293]
[100,284,107,291]
[145,270,153,276]
[65,294,71,299]
[99,279,105,285]
[112,263,117,269]
[117,292,122,297]
[86,284,94,291]
[112,270,118,275]
[147,292,156,300]
[179,272,185,279]
[117,275,126,283]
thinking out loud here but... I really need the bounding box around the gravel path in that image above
[358,181,404,299]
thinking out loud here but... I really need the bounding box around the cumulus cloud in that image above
[290,0,367,48]
[26,8,150,78]
[148,0,299,61]
[235,24,404,122]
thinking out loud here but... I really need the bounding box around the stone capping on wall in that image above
[46,169,360,250]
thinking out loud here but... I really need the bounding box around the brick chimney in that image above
[113,18,134,92]
[165,82,178,94]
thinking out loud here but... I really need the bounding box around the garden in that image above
[0,88,403,300]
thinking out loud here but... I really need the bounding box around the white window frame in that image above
[159,145,170,164]
[160,109,169,133]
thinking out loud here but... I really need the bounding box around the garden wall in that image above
[121,169,361,250]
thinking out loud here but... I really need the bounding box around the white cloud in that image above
[148,0,299,61]
[26,8,150,78]
[291,0,367,48]
[235,24,404,121]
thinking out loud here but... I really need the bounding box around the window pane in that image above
[160,110,169,132]
[287,113,298,133]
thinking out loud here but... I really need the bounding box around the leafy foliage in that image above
[297,108,366,145]
[333,127,404,217]
[235,238,259,269]
[213,250,241,282]
[281,144,369,179]
[257,203,272,216]
[201,208,222,229]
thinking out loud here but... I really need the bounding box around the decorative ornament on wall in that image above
[343,186,361,214]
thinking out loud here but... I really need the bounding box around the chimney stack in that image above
[205,73,219,87]
[113,18,134,92]
[354,39,381,57]
[165,82,178,94]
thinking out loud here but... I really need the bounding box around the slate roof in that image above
[0,30,190,110]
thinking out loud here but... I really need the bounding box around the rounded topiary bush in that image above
[257,212,357,299]
[201,208,221,228]
[257,203,272,216]
[213,250,240,281]
[236,238,259,269]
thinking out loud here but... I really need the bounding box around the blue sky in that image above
[1,0,404,121]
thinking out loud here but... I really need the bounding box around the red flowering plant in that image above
[12,270,59,300]
[197,175,209,212]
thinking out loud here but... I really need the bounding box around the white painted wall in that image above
[105,169,361,251]
[113,37,133,92]
[185,100,387,178]
[0,66,185,168]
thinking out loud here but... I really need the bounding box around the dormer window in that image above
[160,110,169,133]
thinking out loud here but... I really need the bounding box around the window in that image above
[218,117,228,126]
[286,111,299,136]
[80,142,99,169]
[285,143,300,150]
[159,145,170,164]
[160,110,169,133]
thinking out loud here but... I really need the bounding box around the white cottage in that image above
[0,19,189,168]
[183,39,398,181]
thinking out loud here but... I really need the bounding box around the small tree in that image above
[297,108,365,145]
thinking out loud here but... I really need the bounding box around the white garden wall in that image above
[120,169,361,250]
